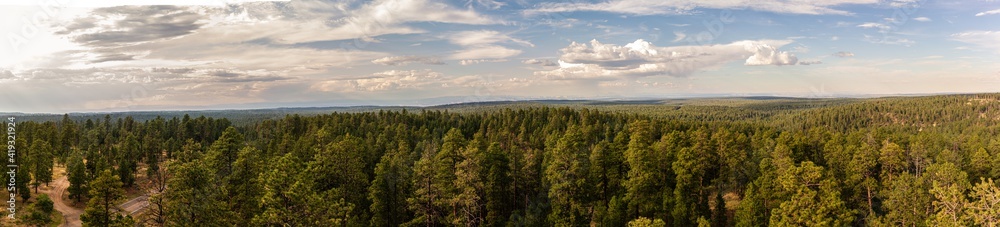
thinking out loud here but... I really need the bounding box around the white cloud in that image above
[0,0,284,7]
[372,56,444,66]
[886,0,920,8]
[790,45,809,53]
[952,31,1000,53]
[833,51,854,57]
[451,45,523,60]
[913,17,931,22]
[459,59,507,65]
[799,60,822,65]
[56,1,500,47]
[976,9,1000,16]
[745,42,799,66]
[314,69,443,92]
[447,30,531,60]
[534,39,799,80]
[311,69,519,93]
[862,35,914,46]
[448,30,533,47]
[672,31,687,42]
[525,0,880,16]
[523,59,558,66]
[857,22,890,32]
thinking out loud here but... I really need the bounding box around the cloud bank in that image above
[534,39,799,80]
[525,0,881,16]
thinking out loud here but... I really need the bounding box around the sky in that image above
[1,0,999,113]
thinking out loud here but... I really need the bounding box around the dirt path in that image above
[39,175,82,227]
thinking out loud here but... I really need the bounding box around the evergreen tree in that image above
[968,178,1000,227]
[29,140,53,192]
[370,144,415,227]
[880,172,932,226]
[115,133,139,187]
[769,161,854,226]
[206,126,244,179]
[544,125,593,226]
[927,162,972,226]
[163,152,224,226]
[255,153,352,226]
[483,142,512,227]
[307,135,369,225]
[228,146,264,222]
[80,170,133,227]
[454,134,486,226]
[67,149,88,202]
[407,142,442,226]
[433,129,465,224]
[624,120,667,219]
[734,184,766,227]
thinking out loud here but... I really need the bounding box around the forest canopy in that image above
[7,94,1000,226]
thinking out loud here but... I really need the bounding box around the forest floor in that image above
[39,166,82,227]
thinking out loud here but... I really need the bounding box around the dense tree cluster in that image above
[8,94,1000,226]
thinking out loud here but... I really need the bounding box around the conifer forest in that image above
[6,94,1000,226]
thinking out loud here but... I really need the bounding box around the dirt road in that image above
[119,195,148,215]
[39,175,82,227]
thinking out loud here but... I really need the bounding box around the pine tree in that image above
[880,172,931,226]
[163,150,225,226]
[407,142,442,226]
[307,135,369,225]
[254,153,352,226]
[927,162,972,226]
[29,140,53,192]
[80,169,133,227]
[370,143,415,227]
[968,178,1000,227]
[734,184,766,227]
[712,191,727,227]
[227,146,264,222]
[624,120,665,218]
[433,129,464,224]
[545,125,592,226]
[67,149,88,202]
[206,127,244,179]
[454,134,485,226]
[58,114,77,160]
[15,135,30,201]
[483,142,512,227]
[768,161,854,226]
[115,133,139,187]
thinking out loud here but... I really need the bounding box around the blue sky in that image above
[1,0,999,113]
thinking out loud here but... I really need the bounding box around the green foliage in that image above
[254,153,352,226]
[163,151,225,226]
[18,94,1000,226]
[769,161,854,226]
[968,178,1000,227]
[544,125,594,226]
[68,148,88,202]
[80,169,131,227]
[22,194,55,227]
[29,139,53,192]
[880,172,932,226]
[369,143,414,226]
[627,217,666,227]
[927,162,972,226]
